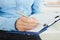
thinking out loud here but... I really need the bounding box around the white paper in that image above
[27,13,60,32]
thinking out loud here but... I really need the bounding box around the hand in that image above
[15,16,39,31]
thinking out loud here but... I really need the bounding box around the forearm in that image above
[0,16,19,31]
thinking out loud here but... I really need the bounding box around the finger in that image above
[21,16,29,22]
[21,16,39,24]
[19,20,29,26]
[19,22,39,30]
[18,25,27,31]
[29,23,39,28]
[19,24,33,30]
[31,18,39,23]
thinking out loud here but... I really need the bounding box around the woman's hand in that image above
[16,16,39,31]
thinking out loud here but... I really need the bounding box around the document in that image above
[27,13,60,32]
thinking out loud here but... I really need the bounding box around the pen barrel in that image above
[16,11,29,18]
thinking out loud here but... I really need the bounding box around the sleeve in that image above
[0,15,20,31]
[0,0,21,31]
[32,0,41,14]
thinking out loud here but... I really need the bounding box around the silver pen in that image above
[16,11,29,18]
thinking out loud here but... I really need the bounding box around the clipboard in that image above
[6,15,60,35]
[0,14,60,40]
